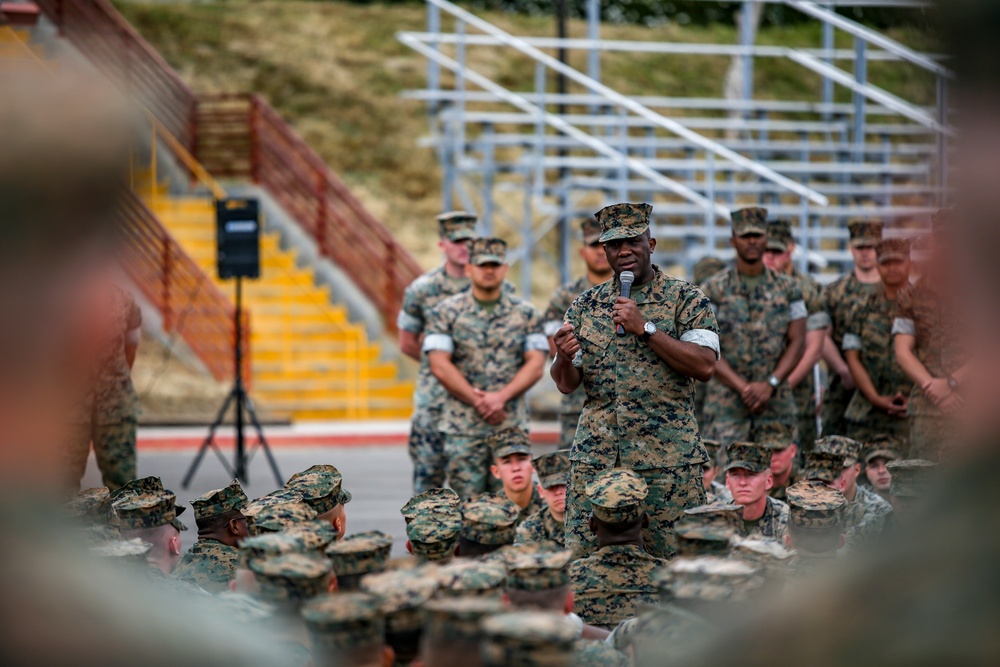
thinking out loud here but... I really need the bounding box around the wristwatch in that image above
[768,375,782,389]
[948,375,959,390]
[640,321,657,343]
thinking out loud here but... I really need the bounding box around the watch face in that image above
[644,322,656,335]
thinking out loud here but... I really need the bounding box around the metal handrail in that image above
[145,110,227,201]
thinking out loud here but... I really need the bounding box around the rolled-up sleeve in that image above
[892,317,916,337]
[422,333,453,353]
[680,329,721,360]
[525,333,550,352]
[842,333,862,351]
[790,299,807,321]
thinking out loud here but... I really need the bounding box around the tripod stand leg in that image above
[242,391,283,487]
[181,388,237,489]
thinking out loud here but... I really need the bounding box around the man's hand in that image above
[838,366,857,391]
[612,297,645,336]
[473,389,508,424]
[553,323,581,361]
[741,382,774,413]
[872,392,908,417]
[922,378,953,407]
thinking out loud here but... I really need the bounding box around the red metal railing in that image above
[118,190,249,384]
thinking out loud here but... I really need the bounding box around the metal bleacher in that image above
[399,0,951,292]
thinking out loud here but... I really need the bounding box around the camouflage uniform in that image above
[515,450,568,547]
[893,276,968,460]
[844,483,893,540]
[767,462,802,501]
[398,211,478,494]
[172,479,248,593]
[564,205,718,560]
[301,592,385,666]
[707,480,732,504]
[725,441,790,541]
[692,257,728,428]
[424,238,548,499]
[745,496,790,542]
[813,435,892,536]
[480,611,576,667]
[701,209,806,444]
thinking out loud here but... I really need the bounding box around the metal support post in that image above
[428,2,441,115]
[822,2,834,120]
[853,38,867,154]
[482,122,495,235]
[740,0,756,116]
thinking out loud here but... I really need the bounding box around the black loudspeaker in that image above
[217,198,260,279]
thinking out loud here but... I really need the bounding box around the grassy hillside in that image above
[116,0,936,285]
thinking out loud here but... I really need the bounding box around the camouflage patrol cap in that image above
[693,257,727,285]
[574,640,629,667]
[505,549,574,592]
[249,552,332,603]
[301,593,385,654]
[248,500,318,533]
[282,519,339,551]
[585,468,648,524]
[766,219,794,252]
[655,557,762,602]
[848,219,884,247]
[112,476,188,532]
[435,559,507,598]
[864,434,903,464]
[216,591,277,626]
[533,450,569,489]
[680,503,745,535]
[786,481,846,529]
[66,487,112,523]
[724,441,771,474]
[460,494,520,545]
[489,427,533,460]
[675,524,735,558]
[190,479,248,521]
[406,512,461,561]
[580,217,602,245]
[423,597,506,642]
[361,567,440,633]
[437,210,477,242]
[284,464,352,514]
[401,488,461,524]
[112,492,177,531]
[887,459,937,497]
[480,611,576,667]
[238,532,304,568]
[595,202,652,243]
[731,207,768,237]
[731,538,794,577]
[470,237,508,265]
[814,435,863,466]
[804,451,848,484]
[91,537,152,564]
[877,237,911,263]
[701,439,722,459]
[325,530,393,577]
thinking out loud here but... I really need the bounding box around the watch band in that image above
[768,375,781,389]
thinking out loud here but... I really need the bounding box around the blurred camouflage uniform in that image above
[481,611,576,667]
[564,203,719,559]
[692,257,728,428]
[702,440,733,504]
[421,597,506,667]
[516,450,569,547]
[568,469,668,629]
[701,208,806,445]
[543,218,607,448]
[301,592,385,666]
[813,435,892,536]
[784,480,847,577]
[111,475,188,533]
[172,479,248,593]
[360,567,440,666]
[423,238,548,499]
[460,493,520,552]
[813,219,884,438]
[325,531,393,586]
[725,441,790,541]
[398,212,477,493]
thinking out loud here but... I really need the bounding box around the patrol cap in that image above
[480,611,576,667]
[282,519,339,551]
[680,503,745,535]
[301,592,384,654]
[585,468,648,524]
[864,434,903,464]
[848,218,884,247]
[575,641,629,667]
[877,237,911,263]
[435,559,507,598]
[755,423,795,451]
[361,567,440,633]
[804,451,848,484]
[112,491,177,531]
[460,494,520,545]
[731,538,794,576]
[489,427,532,460]
[284,464,352,515]
[693,257,726,285]
[190,479,248,521]
[724,441,771,474]
[250,552,332,603]
[766,219,794,252]
[401,488,461,524]
[470,237,508,266]
[422,597,506,642]
[215,591,277,626]
[238,532,304,568]
[437,210,477,241]
[505,549,574,591]
[786,480,846,529]
[325,530,393,577]
[701,439,722,460]
[595,202,651,243]
[675,524,735,558]
[112,476,188,532]
[248,500,318,534]
[887,459,937,497]
[580,217,602,245]
[532,450,569,489]
[66,487,112,523]
[814,435,863,466]
[655,557,762,602]
[731,207,768,237]
[406,512,461,561]
[91,537,152,564]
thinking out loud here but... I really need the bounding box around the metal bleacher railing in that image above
[400,0,951,291]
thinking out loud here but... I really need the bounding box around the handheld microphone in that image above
[616,271,635,336]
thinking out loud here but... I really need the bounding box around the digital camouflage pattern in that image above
[401,487,461,523]
[436,211,477,242]
[788,266,824,452]
[469,237,507,265]
[595,202,652,243]
[190,479,248,521]
[247,500,317,534]
[766,219,794,252]
[886,459,937,496]
[692,257,727,285]
[675,524,735,558]
[679,502,745,536]
[171,539,241,593]
[730,538,794,578]
[533,450,569,488]
[659,556,762,602]
[863,434,903,465]
[249,552,332,603]
[111,476,189,533]
[564,265,715,558]
[460,494,520,545]
[488,427,533,460]
[814,435,863,464]
[502,486,546,526]
[568,543,667,629]
[786,481,846,529]
[804,450,847,484]
[847,218,884,247]
[281,520,338,551]
[731,206,768,236]
[284,464,351,514]
[515,507,564,548]
[707,479,733,504]
[767,461,802,502]
[238,533,303,568]
[877,237,910,262]
[66,487,112,524]
[435,559,507,598]
[112,492,177,530]
[301,592,384,656]
[725,441,772,474]
[325,531,393,577]
[574,639,629,667]
[700,266,804,443]
[480,611,576,667]
[629,604,718,667]
[745,496,789,542]
[505,548,573,591]
[361,567,440,633]
[585,467,648,524]
[406,511,461,561]
[843,483,892,535]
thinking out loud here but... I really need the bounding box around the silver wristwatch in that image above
[640,321,657,343]
[768,375,781,389]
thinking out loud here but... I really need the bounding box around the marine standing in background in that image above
[551,203,719,560]
[542,217,614,449]
[425,238,549,499]
[701,207,806,445]
[691,256,727,428]
[397,211,478,493]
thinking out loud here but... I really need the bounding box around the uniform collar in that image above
[607,266,664,304]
